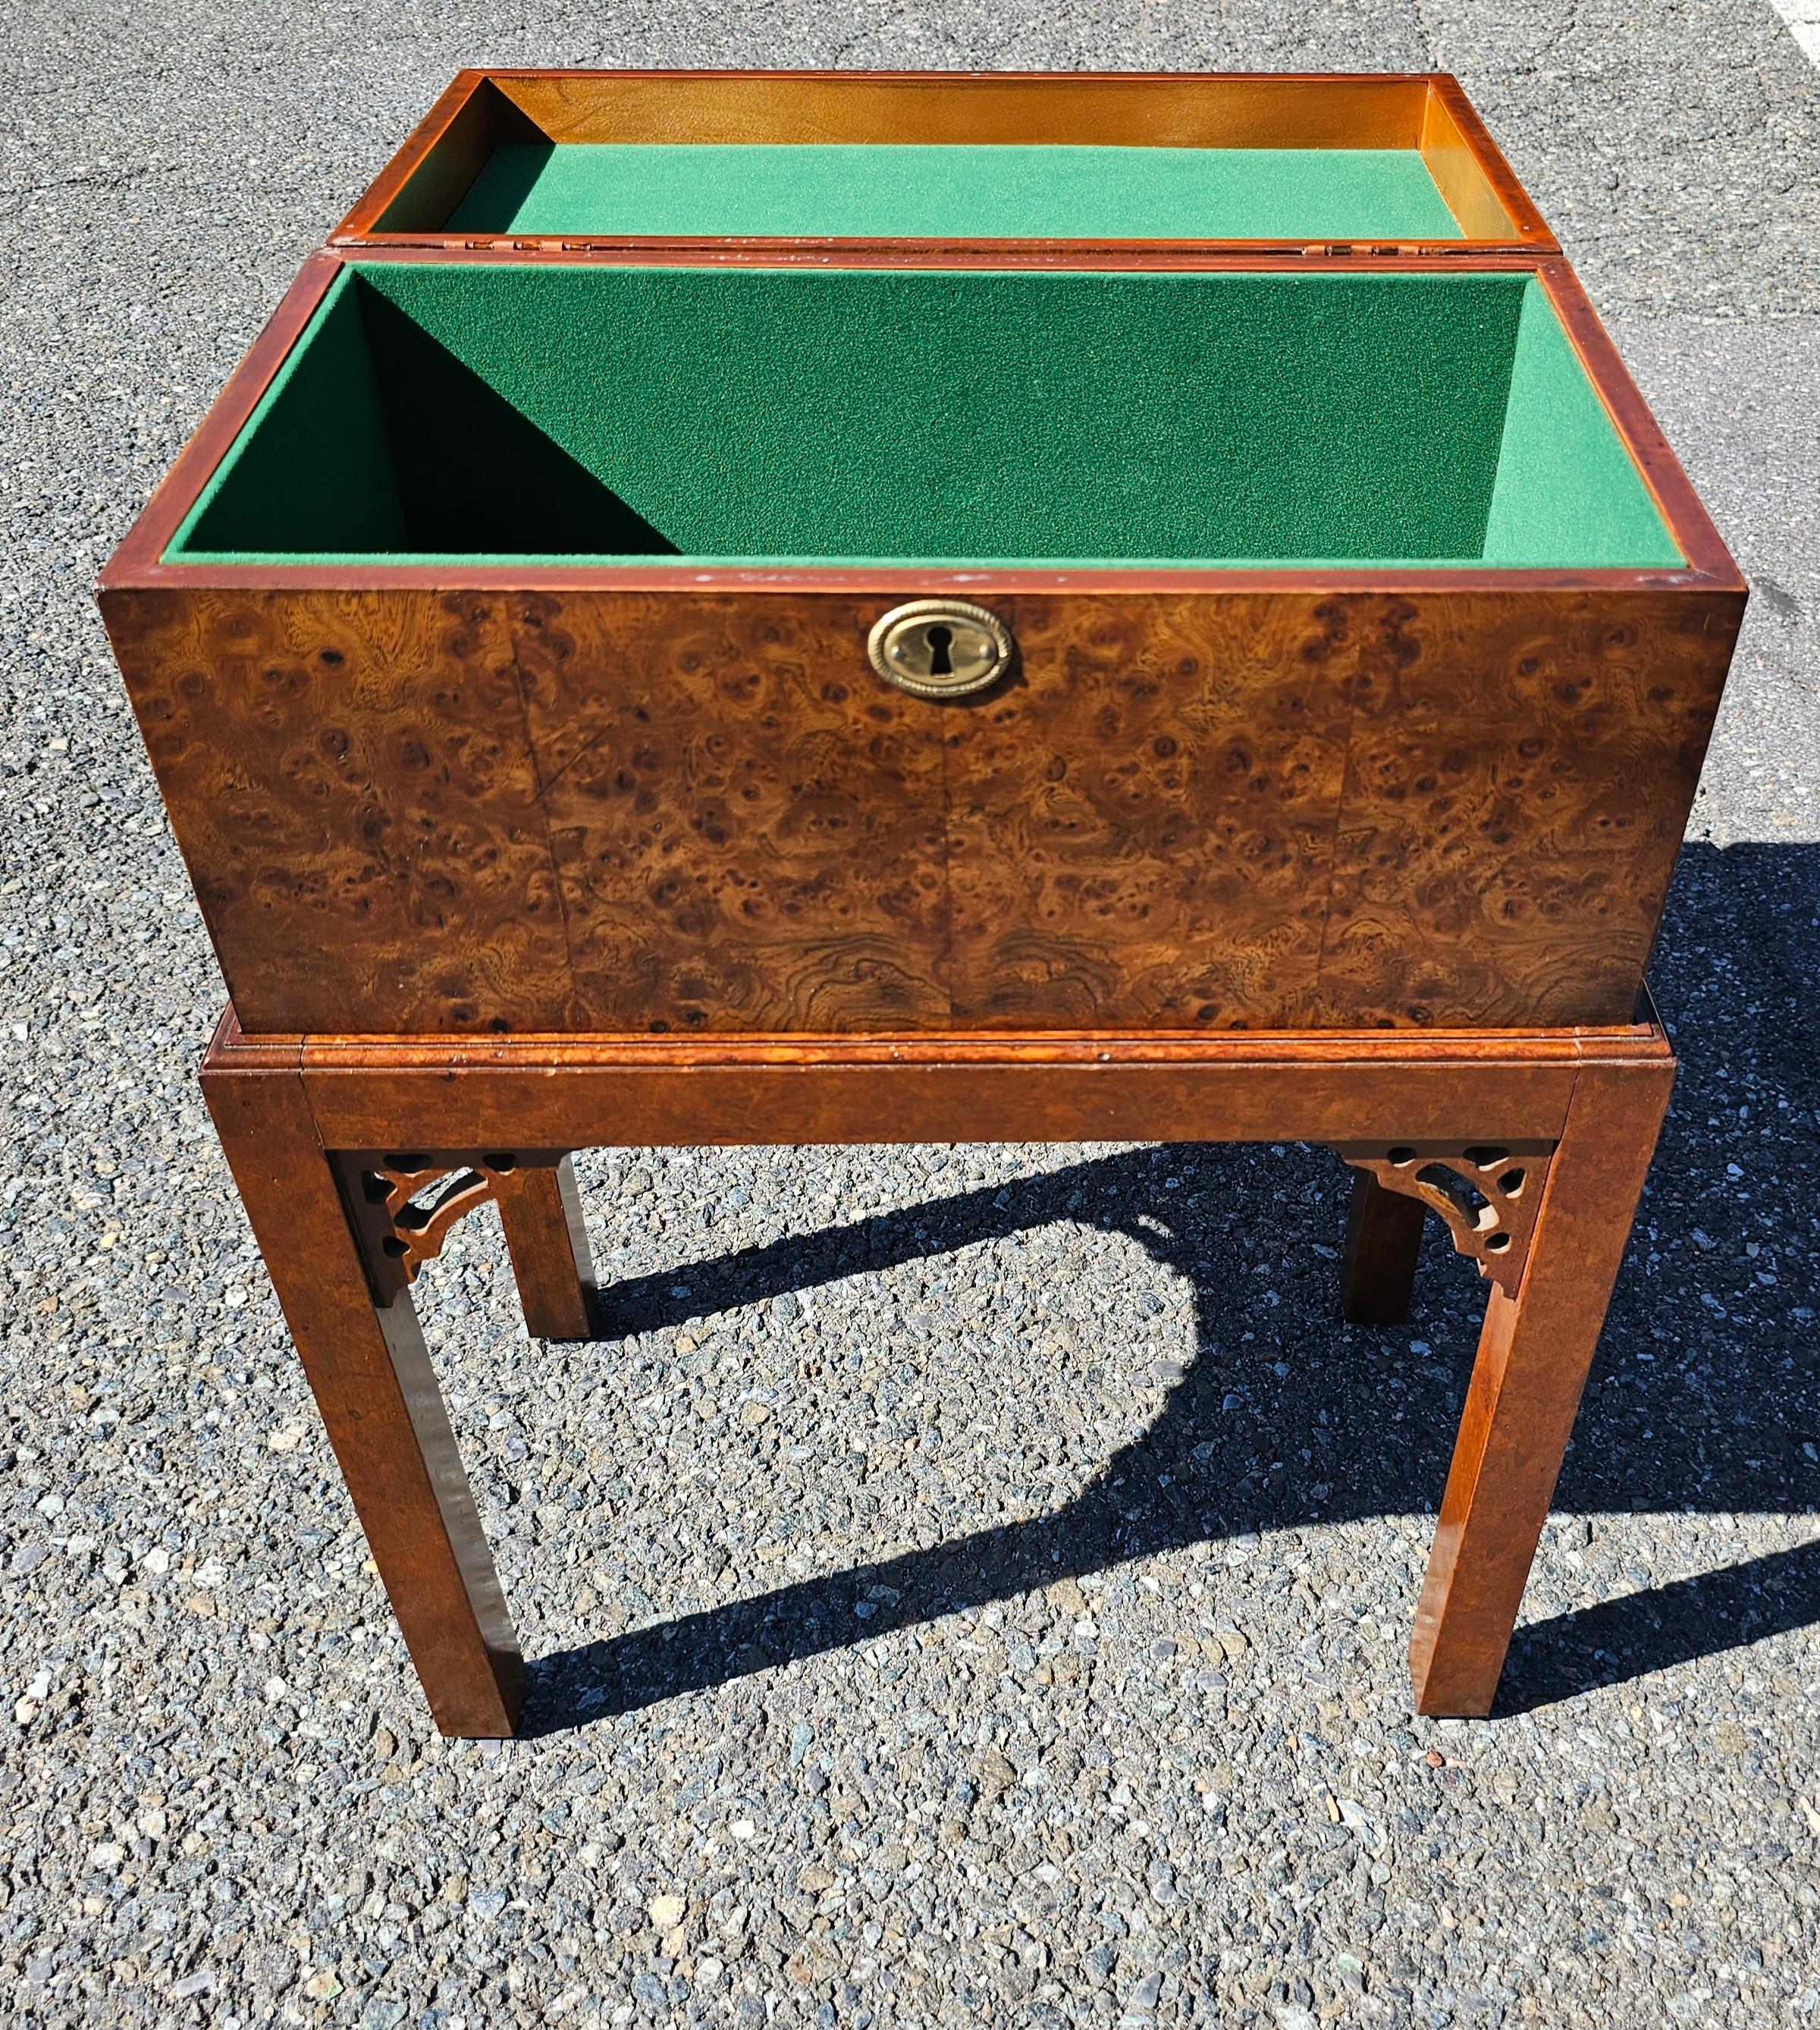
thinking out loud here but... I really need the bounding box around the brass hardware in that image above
[867,600,1012,700]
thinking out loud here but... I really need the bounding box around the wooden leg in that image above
[202,1065,522,1737]
[1341,1169,1426,1324]
[1409,1059,1674,1716]
[495,1156,596,1340]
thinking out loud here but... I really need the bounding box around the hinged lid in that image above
[334,70,1556,257]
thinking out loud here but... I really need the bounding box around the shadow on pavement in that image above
[1498,1539,1820,1714]
[520,842,1820,1734]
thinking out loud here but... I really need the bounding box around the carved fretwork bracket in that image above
[1339,1141,1556,1298]
[334,1150,567,1305]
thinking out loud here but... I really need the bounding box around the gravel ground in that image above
[3,3,1819,2026]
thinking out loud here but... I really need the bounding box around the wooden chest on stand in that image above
[99,72,1743,1736]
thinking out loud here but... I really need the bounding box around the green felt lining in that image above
[1480,283,1675,565]
[447,143,1464,242]
[168,265,1681,572]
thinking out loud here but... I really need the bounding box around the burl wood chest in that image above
[101,73,1739,1040]
[98,73,1744,1736]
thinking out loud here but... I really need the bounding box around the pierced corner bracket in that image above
[1339,1141,1556,1298]
[334,1150,547,1304]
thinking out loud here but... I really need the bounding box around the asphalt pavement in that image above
[1,5,1817,2026]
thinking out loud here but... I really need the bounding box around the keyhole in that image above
[868,600,1011,698]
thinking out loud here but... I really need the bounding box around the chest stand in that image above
[200,1009,1674,1739]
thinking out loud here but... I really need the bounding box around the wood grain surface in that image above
[942,596,1352,1027]
[1316,588,1741,1024]
[1341,1169,1428,1324]
[199,1011,1674,1726]
[202,1057,522,1737]
[101,585,1740,1036]
[511,593,951,1032]
[334,70,1555,251]
[1407,1053,1675,1714]
[103,588,573,1033]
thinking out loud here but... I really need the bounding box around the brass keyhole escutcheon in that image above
[866,599,1013,700]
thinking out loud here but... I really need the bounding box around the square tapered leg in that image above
[1407,1059,1674,1715]
[202,1065,522,1738]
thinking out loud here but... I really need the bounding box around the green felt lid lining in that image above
[167,263,1682,573]
[446,143,1465,242]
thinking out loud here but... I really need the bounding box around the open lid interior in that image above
[343,71,1552,249]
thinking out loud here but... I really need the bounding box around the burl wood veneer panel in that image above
[940,596,1354,1028]
[1317,589,1740,1025]
[102,585,1740,1036]
[508,595,952,1032]
[102,589,574,1034]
